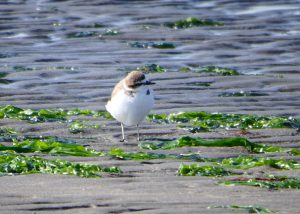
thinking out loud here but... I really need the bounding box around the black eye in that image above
[144,80,155,85]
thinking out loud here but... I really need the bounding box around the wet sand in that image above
[1,72,300,214]
[1,1,300,213]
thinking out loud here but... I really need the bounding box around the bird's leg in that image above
[137,124,140,141]
[120,123,126,142]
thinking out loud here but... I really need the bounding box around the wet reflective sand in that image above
[0,1,300,213]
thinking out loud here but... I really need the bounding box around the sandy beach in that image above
[1,1,300,213]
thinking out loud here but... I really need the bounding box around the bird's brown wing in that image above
[110,79,124,99]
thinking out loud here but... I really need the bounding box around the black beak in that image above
[144,80,155,85]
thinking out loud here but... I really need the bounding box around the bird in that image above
[106,71,155,142]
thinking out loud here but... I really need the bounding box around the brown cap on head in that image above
[125,71,146,87]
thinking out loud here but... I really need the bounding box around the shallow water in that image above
[0,0,300,111]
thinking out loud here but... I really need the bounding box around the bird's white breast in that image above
[106,86,154,126]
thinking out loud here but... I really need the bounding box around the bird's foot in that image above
[120,138,127,143]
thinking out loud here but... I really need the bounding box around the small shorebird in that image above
[106,71,155,142]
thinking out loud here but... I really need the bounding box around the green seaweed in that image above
[0,127,17,135]
[13,66,34,72]
[178,157,299,178]
[0,105,66,123]
[4,138,296,171]
[93,110,113,119]
[147,111,300,132]
[178,67,191,72]
[140,136,251,150]
[179,66,240,76]
[67,108,112,119]
[0,130,79,146]
[0,79,13,84]
[68,121,100,134]
[137,64,166,73]
[0,72,12,84]
[178,164,234,176]
[0,72,8,79]
[0,105,112,123]
[200,66,240,76]
[139,136,300,156]
[66,108,95,116]
[129,41,176,49]
[220,156,300,170]
[165,17,224,29]
[0,139,104,157]
[108,148,209,162]
[219,91,269,97]
[208,204,273,213]
[0,151,120,178]
[3,137,293,172]
[68,121,87,134]
[176,155,300,170]
[219,176,300,189]
[108,147,300,171]
[0,127,18,142]
[108,148,167,160]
